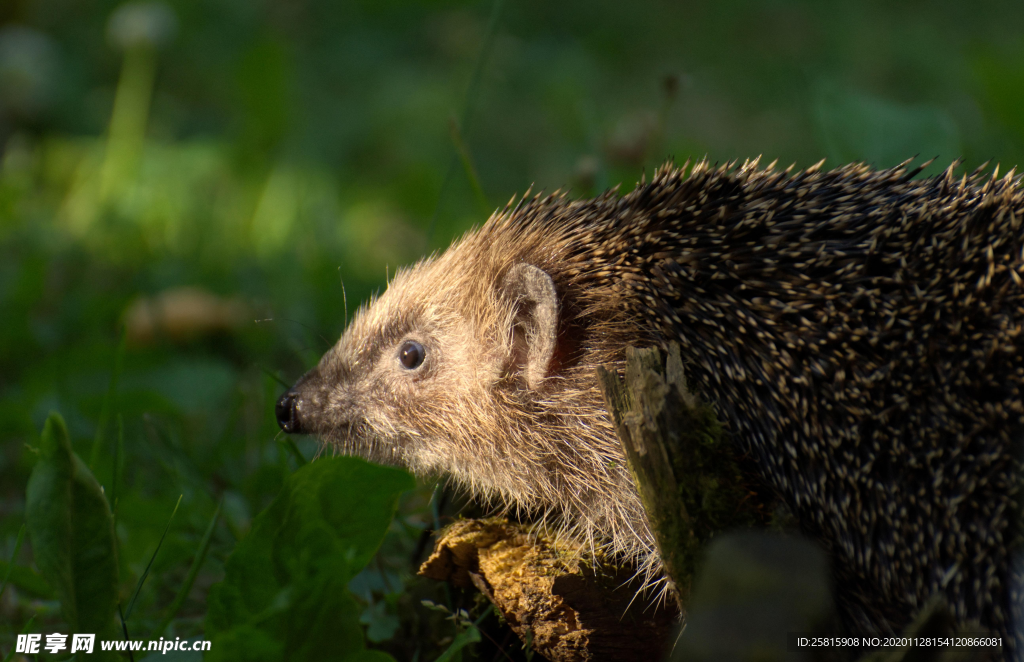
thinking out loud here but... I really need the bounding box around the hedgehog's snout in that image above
[277,363,357,437]
[276,388,306,434]
[276,370,324,435]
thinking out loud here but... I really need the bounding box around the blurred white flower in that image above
[106,2,178,51]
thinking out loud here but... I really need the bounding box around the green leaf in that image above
[206,455,413,661]
[433,625,482,662]
[359,600,400,643]
[25,412,118,632]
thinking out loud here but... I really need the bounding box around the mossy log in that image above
[419,518,677,662]
[595,343,770,611]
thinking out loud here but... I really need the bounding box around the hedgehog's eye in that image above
[398,340,425,370]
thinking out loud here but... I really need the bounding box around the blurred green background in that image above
[2,0,1024,658]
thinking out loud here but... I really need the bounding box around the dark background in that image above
[1,0,1023,656]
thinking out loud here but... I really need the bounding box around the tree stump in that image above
[420,518,677,662]
[595,344,771,609]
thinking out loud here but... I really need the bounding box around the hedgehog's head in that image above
[275,240,567,502]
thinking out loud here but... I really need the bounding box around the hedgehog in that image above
[276,158,1023,653]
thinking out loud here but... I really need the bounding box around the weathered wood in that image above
[596,343,770,612]
[420,518,677,662]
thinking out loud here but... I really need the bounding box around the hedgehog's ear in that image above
[502,263,559,390]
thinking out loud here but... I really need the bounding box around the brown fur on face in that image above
[284,207,655,572]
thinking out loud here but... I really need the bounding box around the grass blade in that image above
[0,525,26,601]
[90,331,126,469]
[2,616,36,662]
[427,0,506,240]
[117,602,136,662]
[433,623,481,662]
[261,365,291,389]
[281,437,308,466]
[124,494,182,621]
[449,118,490,215]
[112,414,125,528]
[154,499,221,637]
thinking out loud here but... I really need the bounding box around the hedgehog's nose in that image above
[276,389,306,434]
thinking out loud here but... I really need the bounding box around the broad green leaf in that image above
[25,412,118,632]
[206,455,413,661]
